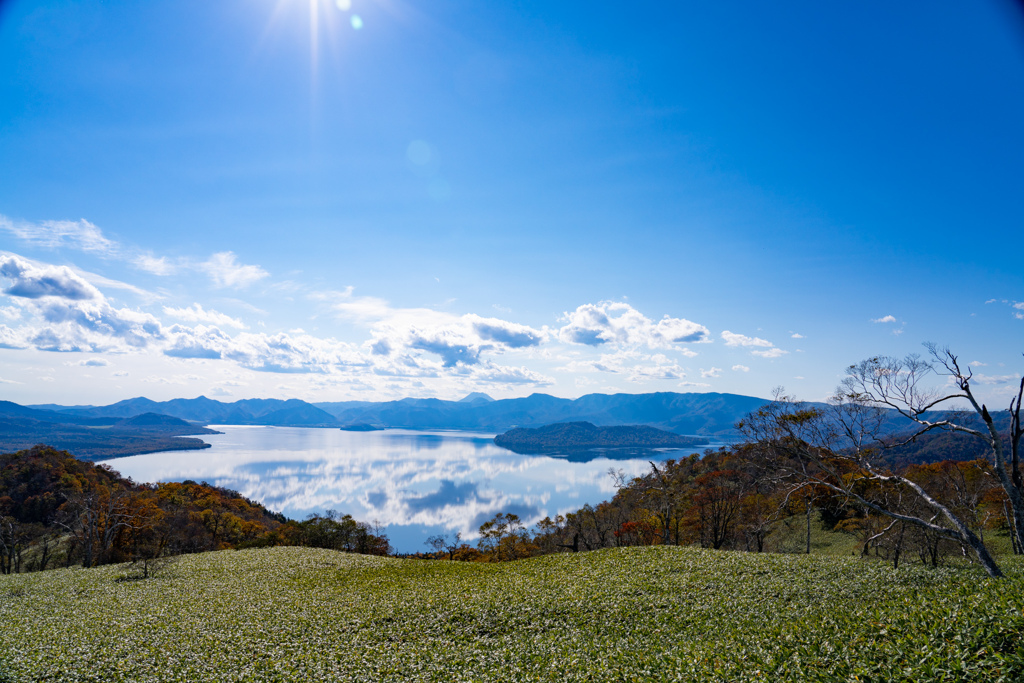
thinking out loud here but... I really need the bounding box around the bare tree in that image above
[740,355,1007,577]
[843,346,1024,560]
[642,462,677,545]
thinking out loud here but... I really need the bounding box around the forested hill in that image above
[0,446,389,573]
[494,422,709,454]
[0,402,220,460]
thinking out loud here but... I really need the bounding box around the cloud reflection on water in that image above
[100,426,696,551]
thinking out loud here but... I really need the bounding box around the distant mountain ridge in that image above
[34,396,340,427]
[316,391,770,437]
[29,391,770,437]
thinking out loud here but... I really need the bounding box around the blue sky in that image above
[0,0,1022,407]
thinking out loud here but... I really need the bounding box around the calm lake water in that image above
[99,426,720,552]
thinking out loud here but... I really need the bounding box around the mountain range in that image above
[27,392,771,437]
[8,392,1013,466]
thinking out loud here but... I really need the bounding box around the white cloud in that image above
[678,381,711,388]
[559,301,709,348]
[971,373,1021,385]
[0,255,102,300]
[0,215,118,256]
[721,330,785,359]
[469,315,545,348]
[77,271,156,300]
[163,303,247,329]
[32,299,165,351]
[790,332,804,339]
[721,330,773,348]
[732,364,750,372]
[322,289,547,371]
[0,306,21,320]
[464,363,553,386]
[751,347,788,359]
[0,257,165,353]
[201,252,269,289]
[627,362,686,383]
[77,358,110,367]
[700,367,722,378]
[322,288,394,323]
[0,324,28,349]
[367,312,546,369]
[134,254,177,276]
[872,315,897,324]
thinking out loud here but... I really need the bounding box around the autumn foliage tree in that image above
[0,446,389,573]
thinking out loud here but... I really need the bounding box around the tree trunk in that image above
[805,499,812,555]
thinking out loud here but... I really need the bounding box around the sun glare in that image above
[264,0,367,85]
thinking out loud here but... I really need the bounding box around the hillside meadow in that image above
[1,546,1022,682]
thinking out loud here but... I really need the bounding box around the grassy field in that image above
[1,547,1022,682]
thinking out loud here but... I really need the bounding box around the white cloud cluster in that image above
[872,315,897,324]
[2,216,269,290]
[0,253,555,391]
[558,301,709,349]
[0,255,164,352]
[0,236,817,396]
[33,299,164,351]
[165,325,366,374]
[322,288,548,372]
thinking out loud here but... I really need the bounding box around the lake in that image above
[99,426,720,552]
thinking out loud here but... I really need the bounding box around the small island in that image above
[494,421,708,455]
[339,423,383,432]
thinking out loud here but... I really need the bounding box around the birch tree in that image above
[739,344,1020,578]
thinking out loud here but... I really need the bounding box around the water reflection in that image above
[99,426,715,552]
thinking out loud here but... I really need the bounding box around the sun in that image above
[264,0,367,81]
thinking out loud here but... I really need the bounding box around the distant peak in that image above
[459,392,495,403]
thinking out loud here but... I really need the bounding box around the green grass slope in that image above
[1,547,1022,682]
